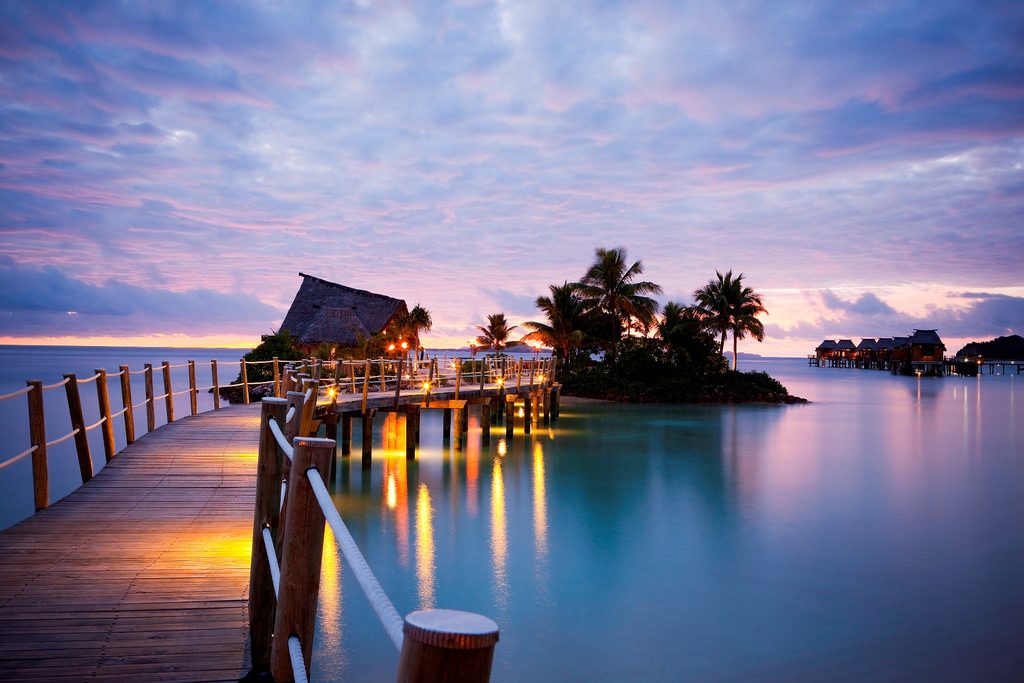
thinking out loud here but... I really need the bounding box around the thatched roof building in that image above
[279,273,408,350]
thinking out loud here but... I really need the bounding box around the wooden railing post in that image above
[394,356,404,409]
[161,361,174,423]
[64,374,94,483]
[188,360,198,416]
[119,366,135,445]
[454,358,462,401]
[269,436,335,683]
[397,609,500,683]
[273,357,281,398]
[144,364,156,432]
[26,380,48,511]
[241,359,251,405]
[211,360,221,410]
[248,397,289,674]
[95,369,116,462]
[361,360,371,413]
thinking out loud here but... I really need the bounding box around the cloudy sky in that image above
[1,1,1022,356]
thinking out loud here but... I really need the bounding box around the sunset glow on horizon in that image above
[2,2,1022,357]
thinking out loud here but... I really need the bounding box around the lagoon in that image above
[0,350,1020,680]
[315,359,1022,681]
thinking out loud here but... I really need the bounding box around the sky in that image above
[1,1,1022,356]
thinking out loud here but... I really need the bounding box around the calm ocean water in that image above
[1,349,1021,680]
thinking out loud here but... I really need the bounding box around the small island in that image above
[231,247,803,405]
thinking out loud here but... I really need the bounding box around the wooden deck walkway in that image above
[0,404,263,682]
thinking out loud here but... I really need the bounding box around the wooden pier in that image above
[0,355,556,681]
[0,405,260,682]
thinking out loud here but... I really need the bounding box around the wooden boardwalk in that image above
[0,404,262,682]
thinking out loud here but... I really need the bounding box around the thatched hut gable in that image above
[280,273,407,349]
[910,329,944,346]
[836,339,856,351]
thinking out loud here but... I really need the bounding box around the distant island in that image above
[955,334,1024,360]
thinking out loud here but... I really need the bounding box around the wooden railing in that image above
[0,353,555,520]
[248,388,500,682]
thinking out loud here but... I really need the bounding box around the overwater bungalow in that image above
[810,330,949,375]
[279,272,410,355]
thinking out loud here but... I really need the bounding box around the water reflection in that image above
[318,528,344,678]
[532,441,548,560]
[491,456,508,611]
[415,483,436,609]
[382,455,410,566]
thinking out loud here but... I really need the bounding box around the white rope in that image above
[165,362,189,369]
[132,399,150,409]
[153,392,169,400]
[261,527,281,597]
[248,380,276,386]
[280,480,287,513]
[287,636,309,683]
[77,372,101,384]
[46,428,80,448]
[172,388,192,396]
[129,368,149,375]
[285,406,296,423]
[220,382,245,388]
[0,445,37,471]
[304,387,313,402]
[110,406,129,419]
[268,419,294,461]
[42,378,70,391]
[307,468,405,651]
[0,386,33,401]
[84,416,107,432]
[245,359,278,365]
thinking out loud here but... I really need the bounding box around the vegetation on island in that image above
[515,247,802,404]
[955,334,1024,360]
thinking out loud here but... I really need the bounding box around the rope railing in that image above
[164,362,190,369]
[129,368,149,375]
[132,399,150,410]
[268,418,294,461]
[0,386,33,401]
[287,637,309,683]
[307,467,405,650]
[77,372,102,384]
[110,406,129,420]
[0,445,37,471]
[42,378,70,391]
[84,415,107,432]
[45,428,80,449]
[261,527,282,596]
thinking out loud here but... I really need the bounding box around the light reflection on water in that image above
[312,361,1023,682]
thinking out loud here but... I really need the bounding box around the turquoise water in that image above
[1,349,1020,679]
[314,360,1022,681]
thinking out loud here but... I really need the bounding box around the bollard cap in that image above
[403,609,499,650]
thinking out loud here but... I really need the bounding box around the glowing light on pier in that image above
[491,457,508,610]
[533,442,548,560]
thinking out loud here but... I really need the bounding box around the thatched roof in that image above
[836,339,856,351]
[856,338,878,351]
[816,339,838,350]
[876,337,894,350]
[280,273,407,347]
[910,329,944,347]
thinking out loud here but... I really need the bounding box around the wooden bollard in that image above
[119,365,135,445]
[361,360,371,413]
[269,436,335,683]
[453,407,463,452]
[396,609,500,683]
[273,357,281,398]
[362,409,375,469]
[543,388,550,426]
[94,369,116,462]
[211,360,221,410]
[188,360,198,416]
[248,398,288,674]
[394,356,405,409]
[241,359,250,405]
[161,361,174,423]
[144,364,156,432]
[341,414,352,456]
[26,380,48,511]
[454,358,462,401]
[523,395,532,434]
[551,385,560,421]
[63,374,93,484]
[481,401,491,445]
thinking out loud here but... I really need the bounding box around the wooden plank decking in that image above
[0,404,263,682]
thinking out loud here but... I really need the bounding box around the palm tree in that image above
[406,304,432,361]
[729,295,767,370]
[576,247,662,349]
[694,271,767,370]
[522,282,588,363]
[693,270,736,356]
[475,313,518,353]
